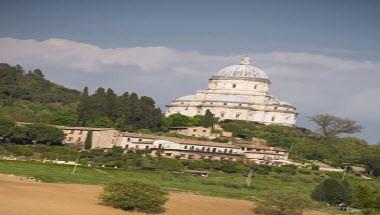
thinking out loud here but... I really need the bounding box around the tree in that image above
[10,124,65,144]
[255,190,310,215]
[200,109,218,128]
[351,185,378,209]
[310,114,363,138]
[100,181,168,213]
[163,113,193,127]
[311,179,352,205]
[84,130,92,149]
[105,88,119,122]
[77,86,90,126]
[0,117,16,141]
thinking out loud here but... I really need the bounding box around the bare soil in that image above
[0,174,329,215]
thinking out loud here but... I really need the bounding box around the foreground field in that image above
[0,160,318,199]
[2,160,376,214]
[0,173,330,215]
[0,174,255,215]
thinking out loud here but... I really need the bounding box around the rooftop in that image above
[215,57,269,80]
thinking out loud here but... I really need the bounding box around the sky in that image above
[0,0,379,143]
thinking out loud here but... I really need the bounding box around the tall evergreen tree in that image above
[105,88,119,122]
[201,109,217,128]
[77,86,90,126]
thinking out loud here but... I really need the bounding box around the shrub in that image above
[100,181,168,213]
[183,160,210,170]
[221,181,243,189]
[326,171,343,179]
[298,169,311,175]
[201,179,218,185]
[351,184,379,209]
[255,190,310,215]
[156,158,183,171]
[311,179,352,205]
[250,164,272,175]
[274,166,297,175]
[311,164,320,170]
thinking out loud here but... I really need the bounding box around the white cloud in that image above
[0,37,379,142]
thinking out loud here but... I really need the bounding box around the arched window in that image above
[232,84,236,88]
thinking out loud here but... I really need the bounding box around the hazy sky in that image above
[0,0,379,143]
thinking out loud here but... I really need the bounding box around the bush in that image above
[311,179,352,205]
[182,160,210,170]
[250,164,272,175]
[100,181,168,213]
[255,190,310,215]
[326,171,343,179]
[351,184,379,209]
[274,165,297,175]
[221,181,243,189]
[298,169,311,175]
[311,164,320,170]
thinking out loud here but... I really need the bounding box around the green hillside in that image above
[0,63,163,129]
[0,63,80,125]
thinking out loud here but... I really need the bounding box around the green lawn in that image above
[0,160,318,200]
[1,159,378,215]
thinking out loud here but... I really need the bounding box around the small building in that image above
[119,132,158,150]
[168,126,220,139]
[59,126,120,149]
[240,144,289,165]
[151,137,242,161]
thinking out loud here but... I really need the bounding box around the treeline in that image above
[77,87,162,130]
[0,63,80,104]
[0,64,164,130]
[162,110,218,128]
[0,118,65,145]
[221,120,380,177]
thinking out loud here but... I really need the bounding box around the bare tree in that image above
[309,114,363,138]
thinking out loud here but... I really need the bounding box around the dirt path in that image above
[0,174,329,215]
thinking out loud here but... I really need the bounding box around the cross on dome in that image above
[240,56,251,65]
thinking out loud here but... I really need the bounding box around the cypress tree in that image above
[85,130,93,149]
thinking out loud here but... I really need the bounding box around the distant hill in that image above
[0,63,80,105]
[0,63,81,125]
[0,63,162,130]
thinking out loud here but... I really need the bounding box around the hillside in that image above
[0,64,80,104]
[0,63,80,125]
[0,63,163,129]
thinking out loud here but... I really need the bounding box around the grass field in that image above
[0,160,319,199]
[0,159,379,214]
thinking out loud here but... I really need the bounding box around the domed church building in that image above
[166,57,297,126]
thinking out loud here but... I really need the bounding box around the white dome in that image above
[216,57,268,79]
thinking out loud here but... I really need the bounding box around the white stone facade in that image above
[166,57,297,126]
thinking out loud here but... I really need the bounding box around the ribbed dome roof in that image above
[216,57,268,79]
